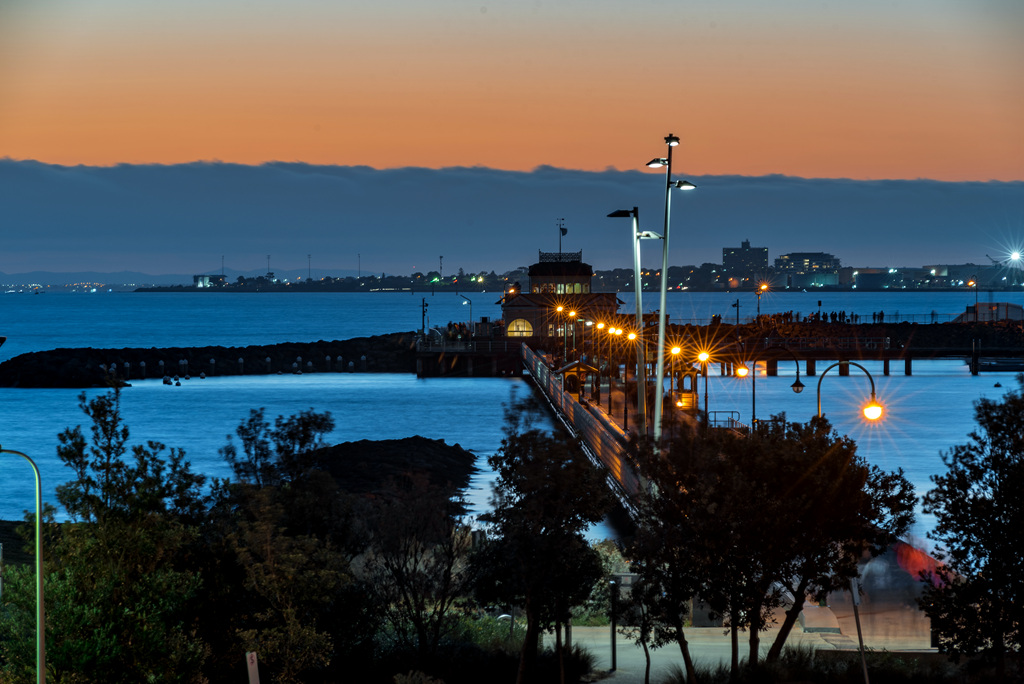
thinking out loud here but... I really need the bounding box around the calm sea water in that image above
[2,290,1022,544]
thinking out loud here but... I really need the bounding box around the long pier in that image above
[520,344,644,510]
[417,320,1024,378]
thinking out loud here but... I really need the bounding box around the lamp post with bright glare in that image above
[556,305,566,360]
[967,277,978,322]
[736,346,804,430]
[816,360,884,421]
[1,447,46,684]
[756,283,768,319]
[698,350,710,426]
[569,309,578,361]
[646,135,697,445]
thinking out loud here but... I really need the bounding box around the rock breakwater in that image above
[0,332,417,388]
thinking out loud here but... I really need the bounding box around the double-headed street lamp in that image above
[608,207,663,435]
[646,134,697,445]
[816,360,884,422]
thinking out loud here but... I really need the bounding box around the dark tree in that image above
[472,396,612,684]
[364,475,474,659]
[0,387,210,683]
[920,377,1024,677]
[629,414,915,681]
[219,407,335,487]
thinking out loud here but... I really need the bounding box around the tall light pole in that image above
[816,360,884,421]
[646,134,697,445]
[608,207,659,435]
[1,447,46,684]
[556,305,566,360]
[459,294,472,336]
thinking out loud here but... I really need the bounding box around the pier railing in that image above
[521,344,643,502]
[416,339,522,353]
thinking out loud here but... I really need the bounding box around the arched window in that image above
[507,319,534,337]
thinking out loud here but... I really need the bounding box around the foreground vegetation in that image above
[1,377,1022,683]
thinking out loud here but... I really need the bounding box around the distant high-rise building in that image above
[722,239,768,281]
[774,252,841,287]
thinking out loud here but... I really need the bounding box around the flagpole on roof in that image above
[557,218,566,256]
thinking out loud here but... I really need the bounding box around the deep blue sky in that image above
[1,161,1022,277]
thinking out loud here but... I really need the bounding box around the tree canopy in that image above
[920,376,1024,677]
[628,414,915,681]
[473,395,613,684]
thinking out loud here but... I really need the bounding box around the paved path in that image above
[569,601,933,684]
[565,567,935,684]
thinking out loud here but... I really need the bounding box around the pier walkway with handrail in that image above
[520,342,938,667]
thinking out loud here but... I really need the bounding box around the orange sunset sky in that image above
[2,0,1022,181]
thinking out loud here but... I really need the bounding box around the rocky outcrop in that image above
[0,332,418,388]
[313,436,478,498]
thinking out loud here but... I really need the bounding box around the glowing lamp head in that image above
[791,377,806,394]
[862,396,884,421]
[596,322,605,330]
[627,332,637,341]
[665,134,680,147]
[759,283,768,292]
[697,351,710,363]
[647,158,668,168]
[556,305,563,313]
[1013,251,1021,261]
[569,310,577,318]
[671,346,682,356]
[735,364,749,378]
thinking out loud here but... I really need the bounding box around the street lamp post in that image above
[606,327,614,417]
[646,135,697,445]
[756,283,768,319]
[698,351,710,427]
[556,305,566,360]
[608,208,656,436]
[736,346,804,430]
[569,310,578,361]
[0,447,46,684]
[459,294,472,337]
[816,360,884,421]
[968,277,978,322]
